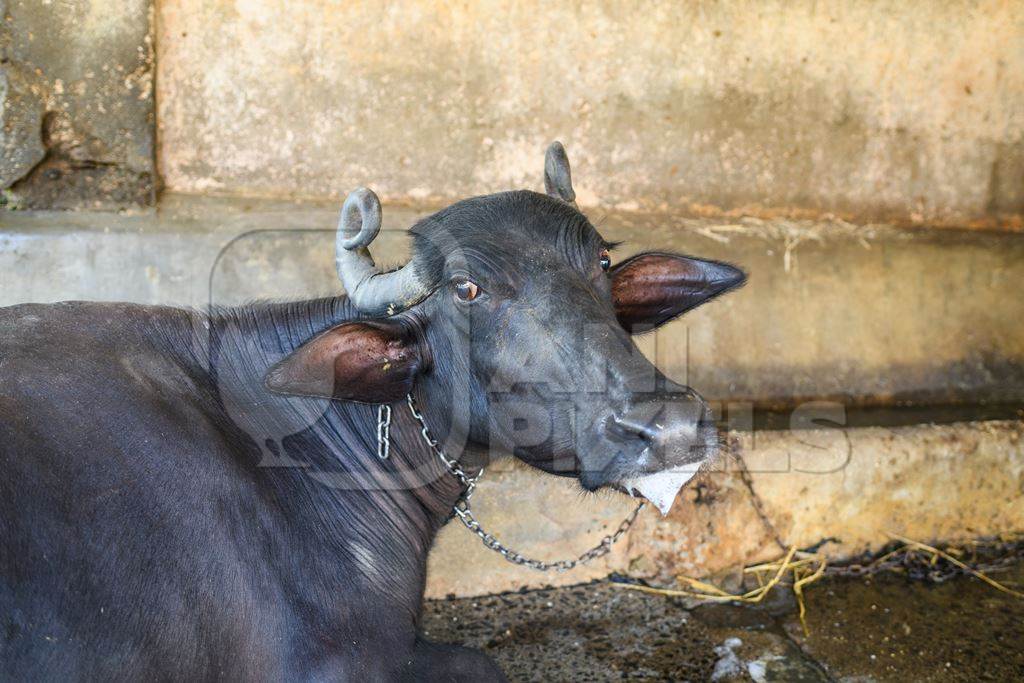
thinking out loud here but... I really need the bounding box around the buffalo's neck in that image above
[180,297,471,606]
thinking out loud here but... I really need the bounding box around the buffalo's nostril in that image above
[603,397,710,455]
[605,413,659,445]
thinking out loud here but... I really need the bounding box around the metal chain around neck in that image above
[400,393,646,572]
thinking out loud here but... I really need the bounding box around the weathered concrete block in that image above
[0,0,154,209]
[424,420,1024,597]
[0,62,45,187]
[157,0,1024,227]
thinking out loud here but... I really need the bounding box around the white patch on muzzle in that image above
[623,463,702,515]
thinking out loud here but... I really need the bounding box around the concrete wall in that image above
[0,0,155,209]
[158,0,1024,227]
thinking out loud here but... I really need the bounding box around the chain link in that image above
[405,394,484,494]
[403,393,645,572]
[376,404,391,460]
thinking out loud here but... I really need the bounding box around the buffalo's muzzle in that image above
[579,389,717,493]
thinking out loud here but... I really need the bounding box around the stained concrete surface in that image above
[158,1,1024,227]
[423,561,1024,681]
[0,0,154,208]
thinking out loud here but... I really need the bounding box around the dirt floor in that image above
[422,560,1024,681]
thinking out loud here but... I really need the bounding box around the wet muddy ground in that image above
[422,561,1024,681]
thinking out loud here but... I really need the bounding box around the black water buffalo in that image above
[0,144,744,680]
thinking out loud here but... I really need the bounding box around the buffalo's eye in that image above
[599,249,611,272]
[453,278,480,302]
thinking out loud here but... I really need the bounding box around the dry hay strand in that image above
[614,546,829,635]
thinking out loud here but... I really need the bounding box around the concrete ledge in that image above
[425,419,1024,598]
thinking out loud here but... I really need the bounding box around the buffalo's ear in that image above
[265,320,423,403]
[610,252,746,331]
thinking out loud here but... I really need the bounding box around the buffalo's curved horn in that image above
[544,141,576,204]
[335,187,428,316]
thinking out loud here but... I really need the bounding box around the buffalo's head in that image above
[266,143,745,511]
